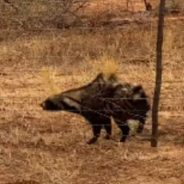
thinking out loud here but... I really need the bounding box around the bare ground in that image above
[0,2,184,183]
[0,61,184,184]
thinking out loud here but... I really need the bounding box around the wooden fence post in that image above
[151,0,166,147]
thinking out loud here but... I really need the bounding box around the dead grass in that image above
[0,2,184,184]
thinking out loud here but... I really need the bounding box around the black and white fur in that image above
[41,73,150,144]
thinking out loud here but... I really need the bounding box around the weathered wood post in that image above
[151,0,166,147]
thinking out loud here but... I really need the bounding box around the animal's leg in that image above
[104,119,112,139]
[114,119,130,142]
[87,125,102,144]
[120,125,130,142]
[137,118,145,133]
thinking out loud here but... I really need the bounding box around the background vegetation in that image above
[0,0,184,184]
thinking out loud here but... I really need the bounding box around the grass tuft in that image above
[40,66,60,95]
[90,55,120,78]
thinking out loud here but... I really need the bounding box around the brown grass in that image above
[0,1,184,184]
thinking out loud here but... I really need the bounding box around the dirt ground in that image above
[0,56,184,184]
[0,0,184,184]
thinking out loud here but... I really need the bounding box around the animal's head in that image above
[40,72,119,112]
[40,94,81,113]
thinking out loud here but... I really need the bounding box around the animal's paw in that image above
[137,123,144,133]
[87,137,98,144]
[104,134,111,140]
[120,136,127,142]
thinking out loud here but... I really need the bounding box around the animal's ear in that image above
[96,73,104,80]
[108,73,117,81]
[92,73,105,84]
[94,73,118,84]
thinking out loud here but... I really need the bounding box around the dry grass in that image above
[0,1,184,184]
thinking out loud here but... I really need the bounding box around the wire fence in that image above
[0,0,184,118]
[0,0,182,32]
